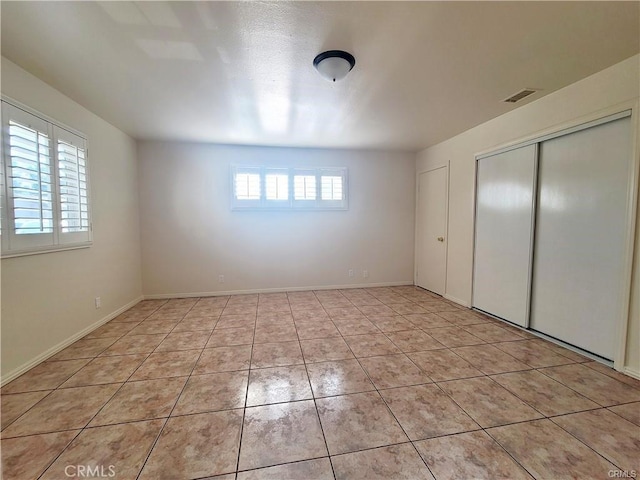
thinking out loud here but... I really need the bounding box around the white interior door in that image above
[416,167,448,295]
[473,145,537,327]
[530,116,632,360]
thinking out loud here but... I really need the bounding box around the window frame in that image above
[231,165,348,211]
[1,97,93,258]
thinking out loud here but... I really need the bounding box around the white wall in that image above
[416,55,640,373]
[1,59,143,381]
[138,142,415,296]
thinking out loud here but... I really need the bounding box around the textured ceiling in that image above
[2,1,638,151]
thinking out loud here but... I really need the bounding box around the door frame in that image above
[414,163,450,295]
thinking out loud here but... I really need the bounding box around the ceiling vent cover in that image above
[503,88,539,103]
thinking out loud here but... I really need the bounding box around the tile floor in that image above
[2,286,640,479]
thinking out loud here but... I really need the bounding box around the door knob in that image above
[437,237,444,242]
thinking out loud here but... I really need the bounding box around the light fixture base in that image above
[313,50,356,82]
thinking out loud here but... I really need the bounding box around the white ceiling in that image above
[2,1,638,152]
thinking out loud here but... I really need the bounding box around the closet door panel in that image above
[530,116,631,360]
[473,145,536,327]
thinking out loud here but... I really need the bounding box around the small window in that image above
[234,172,261,200]
[265,171,288,201]
[293,175,316,201]
[321,175,343,201]
[231,166,347,210]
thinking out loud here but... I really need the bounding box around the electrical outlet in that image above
[218,275,225,283]
[95,297,101,309]
[348,269,354,278]
[363,270,369,278]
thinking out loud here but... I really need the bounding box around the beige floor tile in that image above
[388,303,428,315]
[552,409,640,470]
[463,323,525,342]
[488,419,616,479]
[609,402,640,426]
[1,430,79,480]
[451,344,531,375]
[237,458,334,480]
[539,363,640,406]
[316,391,408,455]
[294,320,341,340]
[239,401,327,470]
[99,334,167,356]
[332,317,381,336]
[584,361,640,388]
[194,345,252,373]
[380,384,479,440]
[247,365,312,406]
[404,313,452,329]
[2,384,120,437]
[415,430,533,480]
[41,420,163,480]
[439,377,543,428]
[127,320,179,336]
[300,337,355,363]
[357,305,396,317]
[366,315,417,333]
[207,326,255,347]
[385,329,445,353]
[254,323,299,344]
[1,390,51,430]
[46,337,118,361]
[491,370,599,416]
[359,354,431,389]
[494,340,575,368]
[2,359,90,394]
[528,338,590,363]
[343,334,401,358]
[61,354,147,387]
[85,321,139,339]
[408,349,483,382]
[222,305,258,316]
[424,326,485,348]
[332,443,434,480]
[130,349,201,380]
[173,371,248,416]
[216,314,256,329]
[172,316,217,332]
[155,330,209,351]
[140,410,243,479]
[90,377,186,426]
[251,341,304,368]
[306,359,375,397]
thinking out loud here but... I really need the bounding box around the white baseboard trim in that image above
[624,367,640,380]
[1,295,144,387]
[443,293,471,308]
[143,281,415,300]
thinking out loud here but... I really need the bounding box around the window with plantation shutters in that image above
[231,165,347,210]
[1,99,92,257]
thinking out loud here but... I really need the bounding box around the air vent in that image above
[503,88,539,103]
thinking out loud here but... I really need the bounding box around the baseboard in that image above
[624,367,640,380]
[443,293,471,308]
[143,281,415,300]
[1,295,144,387]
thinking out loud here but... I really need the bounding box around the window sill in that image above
[1,243,92,259]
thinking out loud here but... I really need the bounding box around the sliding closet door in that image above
[473,145,536,327]
[530,116,632,360]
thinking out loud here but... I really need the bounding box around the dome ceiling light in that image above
[313,50,356,82]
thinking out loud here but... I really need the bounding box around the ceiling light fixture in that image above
[313,50,356,82]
